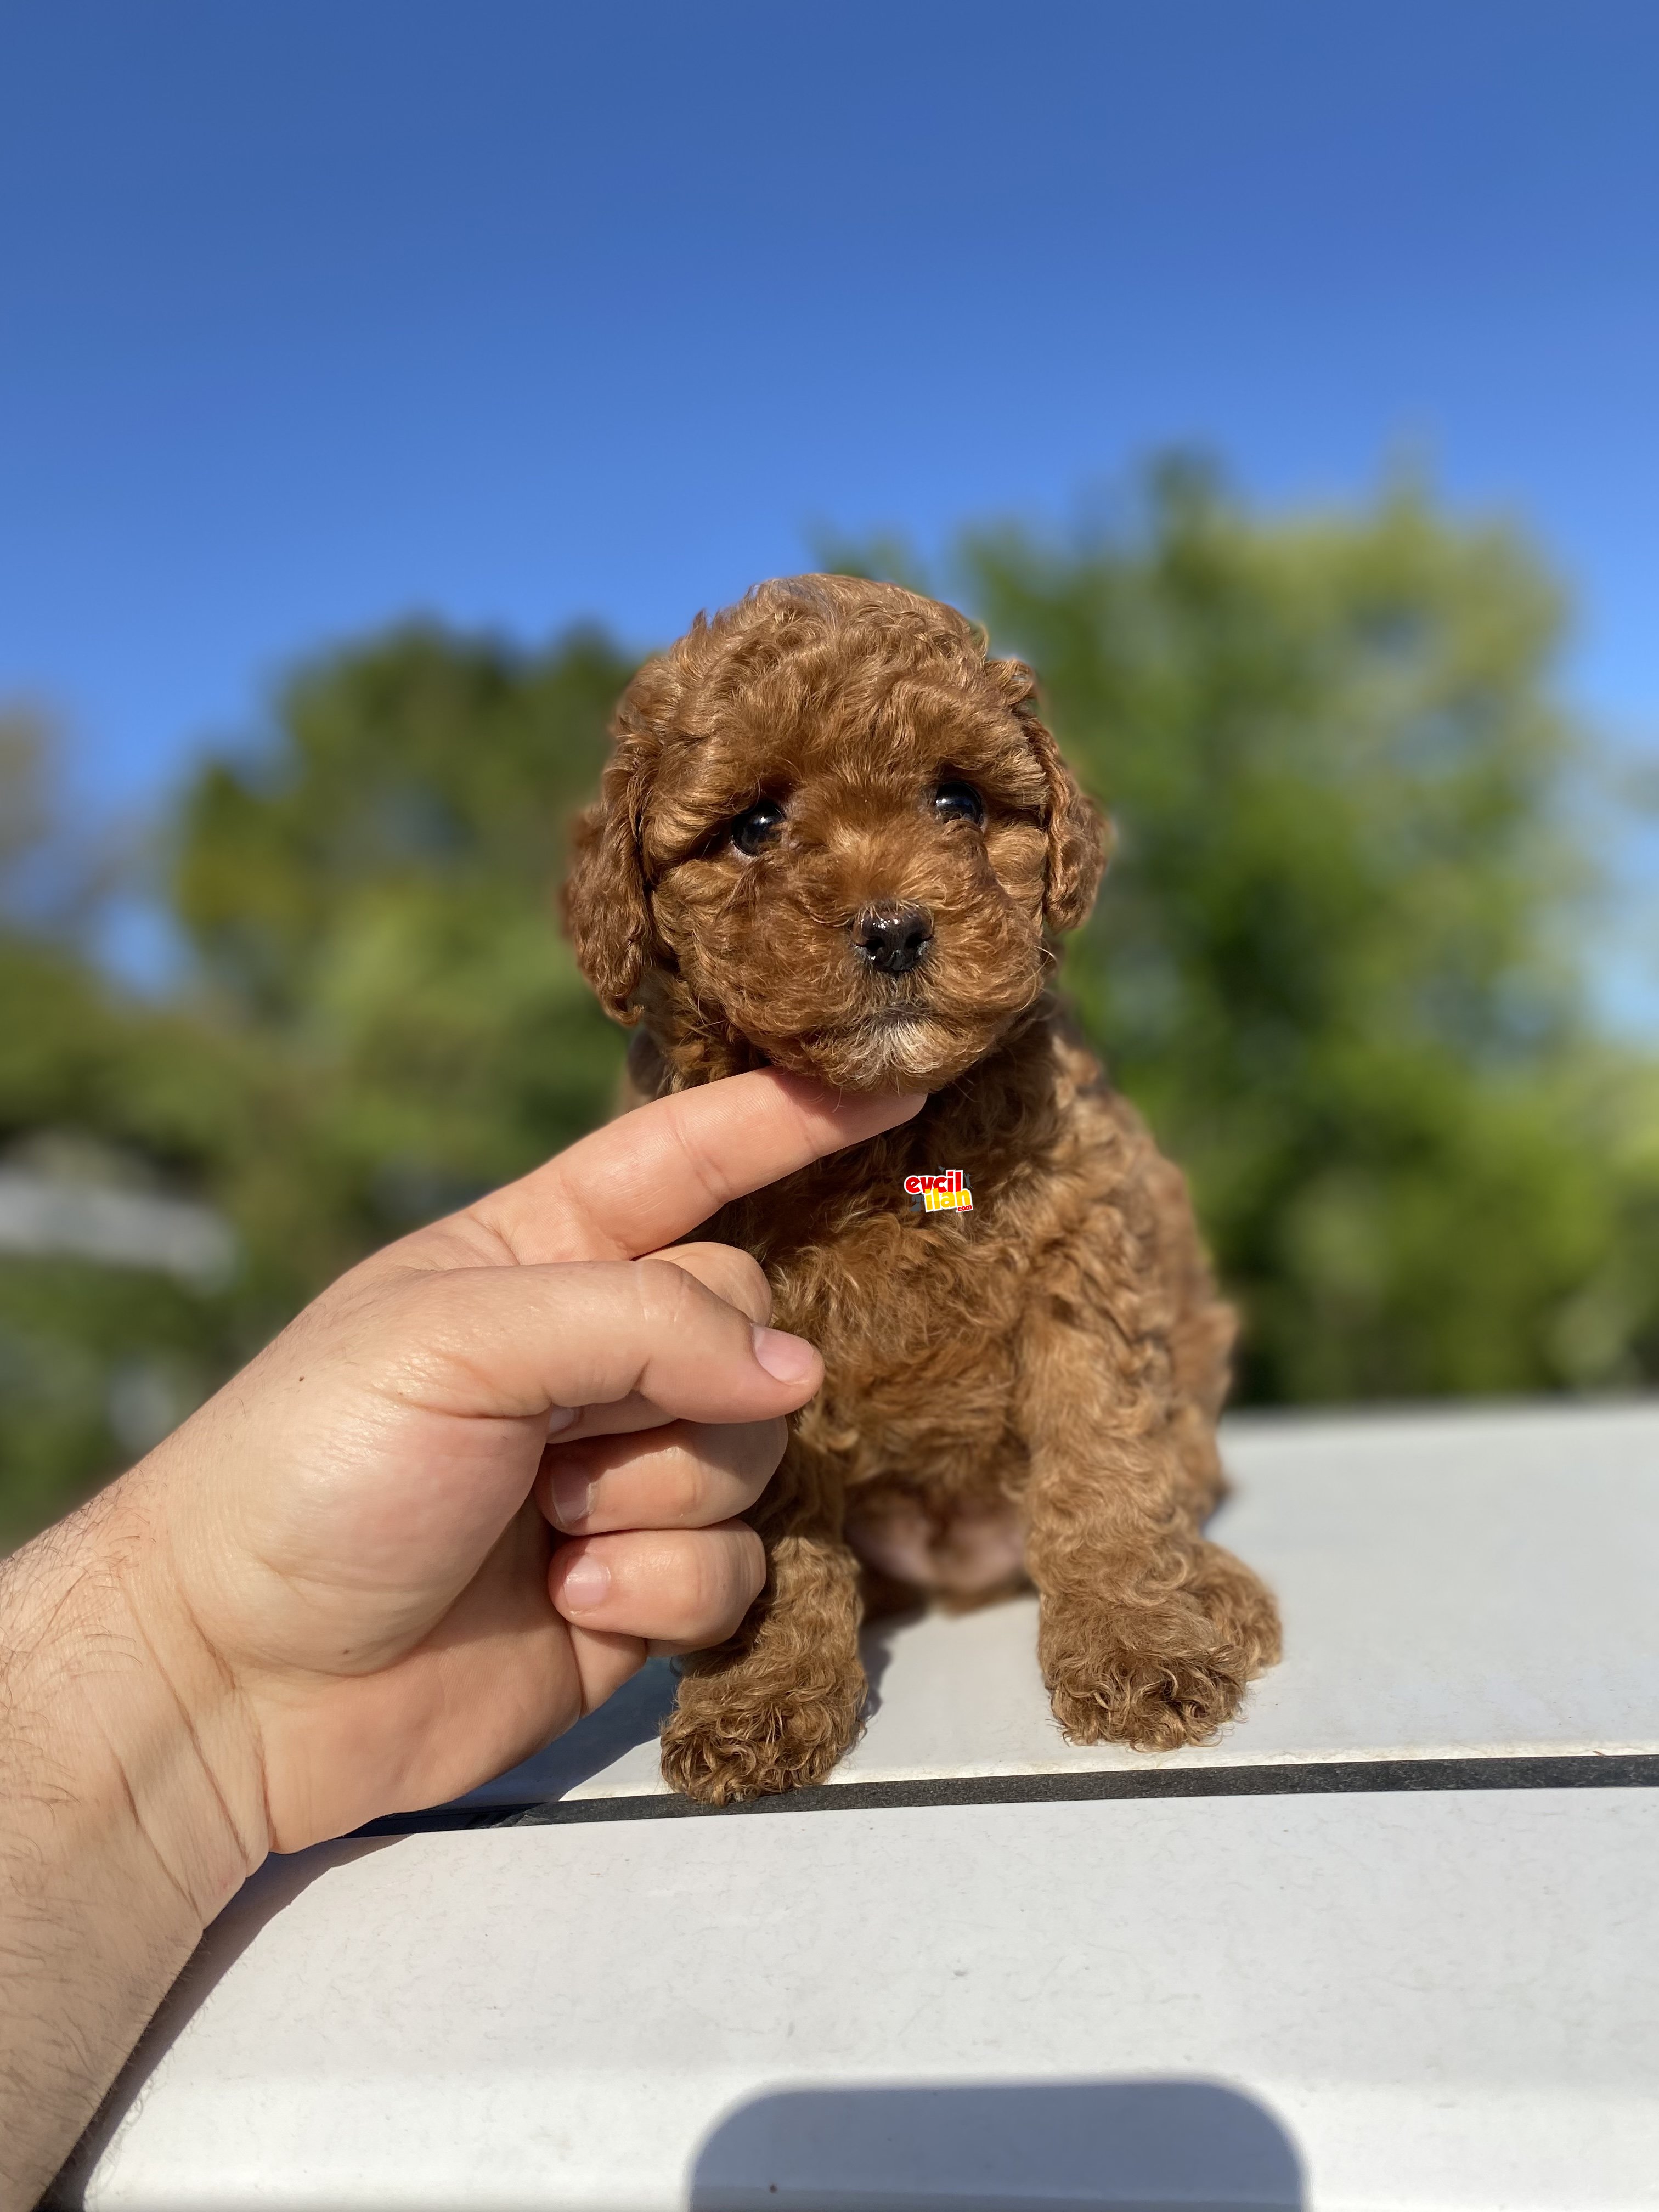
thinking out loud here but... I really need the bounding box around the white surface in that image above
[465,1397,1659,1805]
[57,1402,1659,2211]
[64,1791,1659,2210]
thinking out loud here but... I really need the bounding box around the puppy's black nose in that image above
[854,904,933,976]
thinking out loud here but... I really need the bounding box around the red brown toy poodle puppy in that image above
[562,574,1281,1804]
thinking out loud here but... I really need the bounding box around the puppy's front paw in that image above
[660,1675,864,1805]
[1045,1639,1246,1751]
[1041,1546,1280,1753]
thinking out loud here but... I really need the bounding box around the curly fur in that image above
[563,575,1281,1803]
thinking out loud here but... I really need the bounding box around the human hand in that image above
[0,1069,922,2208]
[98,1070,921,1864]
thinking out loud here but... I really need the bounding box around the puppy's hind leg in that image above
[661,1477,865,1804]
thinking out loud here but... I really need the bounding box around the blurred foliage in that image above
[0,636,631,1543]
[3,470,1657,1543]
[172,624,630,1273]
[956,464,1659,1400]
[0,928,250,1541]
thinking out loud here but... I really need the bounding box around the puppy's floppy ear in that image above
[987,657,1110,934]
[560,735,658,1023]
[1027,710,1110,933]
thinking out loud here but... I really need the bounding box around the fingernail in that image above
[559,1554,611,1611]
[549,1465,594,1530]
[546,1404,579,1436]
[752,1325,817,1385]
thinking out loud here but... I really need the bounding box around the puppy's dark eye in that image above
[731,798,786,855]
[933,781,985,827]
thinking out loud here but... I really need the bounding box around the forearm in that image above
[0,1486,265,2210]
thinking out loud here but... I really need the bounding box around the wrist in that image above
[1,1474,269,1927]
[0,1481,272,2209]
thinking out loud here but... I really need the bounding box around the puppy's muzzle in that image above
[853,903,933,977]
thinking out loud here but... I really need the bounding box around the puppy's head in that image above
[562,575,1107,1092]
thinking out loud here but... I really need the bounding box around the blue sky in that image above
[2,1,1657,998]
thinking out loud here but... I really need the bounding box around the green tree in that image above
[4,478,1657,1547]
[0,632,634,1540]
[171,622,633,1278]
[956,464,1659,1398]
[0,720,262,1540]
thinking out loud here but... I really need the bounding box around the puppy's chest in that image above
[786,1206,1030,1362]
[729,1176,1041,1482]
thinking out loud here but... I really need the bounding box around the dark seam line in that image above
[353,1752,1659,1836]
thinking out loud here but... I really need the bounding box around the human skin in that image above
[0,1070,920,2211]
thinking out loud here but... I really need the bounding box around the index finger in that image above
[465,1069,923,1264]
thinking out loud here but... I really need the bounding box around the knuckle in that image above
[685,1526,755,1629]
[631,1254,682,1306]
[631,1257,695,1345]
[658,1243,772,1326]
[723,1417,788,1496]
[748,1415,790,1476]
[706,1528,748,1616]
[665,1450,707,1525]
[721,1251,773,1325]
[734,1526,767,1604]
